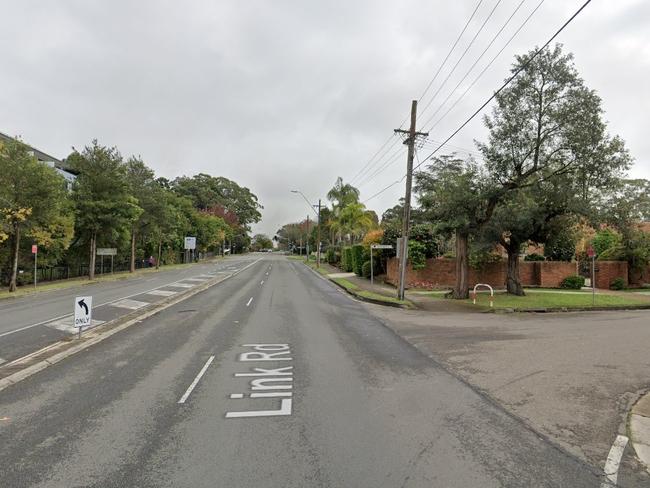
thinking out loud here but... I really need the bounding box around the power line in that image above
[414,0,589,173]
[420,0,531,130]
[347,0,485,187]
[417,0,485,104]
[363,0,593,203]
[418,0,503,121]
[349,132,398,184]
[351,134,401,185]
[358,145,406,188]
[427,0,546,133]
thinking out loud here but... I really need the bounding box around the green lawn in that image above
[332,278,412,307]
[468,290,650,309]
[332,278,359,291]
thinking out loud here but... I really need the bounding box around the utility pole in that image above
[395,100,428,301]
[305,215,310,263]
[316,199,322,268]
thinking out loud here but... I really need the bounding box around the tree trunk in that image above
[88,232,97,280]
[130,228,136,273]
[506,243,525,296]
[156,240,162,270]
[452,230,470,299]
[8,223,20,292]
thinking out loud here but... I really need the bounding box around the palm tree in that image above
[327,177,361,244]
[330,202,375,244]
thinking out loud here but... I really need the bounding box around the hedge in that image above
[351,244,364,276]
[341,247,353,272]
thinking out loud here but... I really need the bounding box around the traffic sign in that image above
[74,296,93,330]
[371,244,393,249]
[184,236,196,250]
[587,246,595,258]
[31,244,38,254]
[96,248,117,256]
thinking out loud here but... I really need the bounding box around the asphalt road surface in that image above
[0,255,606,487]
[0,257,255,364]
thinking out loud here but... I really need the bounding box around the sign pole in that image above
[370,247,374,286]
[34,247,37,289]
[111,254,114,274]
[587,246,596,306]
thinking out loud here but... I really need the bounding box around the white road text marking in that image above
[226,344,293,418]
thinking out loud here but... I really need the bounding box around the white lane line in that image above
[246,297,253,307]
[260,280,264,285]
[601,435,628,487]
[178,355,215,404]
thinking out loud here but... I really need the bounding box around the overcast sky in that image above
[2,0,648,237]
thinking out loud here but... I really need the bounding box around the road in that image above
[0,257,255,364]
[0,255,604,487]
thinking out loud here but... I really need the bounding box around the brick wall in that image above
[595,261,628,289]
[385,257,628,289]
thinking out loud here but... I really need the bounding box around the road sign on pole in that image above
[184,237,196,250]
[74,296,93,338]
[371,244,393,249]
[32,245,38,289]
[96,248,117,256]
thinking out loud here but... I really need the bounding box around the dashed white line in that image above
[178,355,215,404]
[601,435,628,487]
[246,297,253,307]
[260,280,264,285]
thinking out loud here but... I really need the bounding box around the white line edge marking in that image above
[0,258,263,339]
[246,297,253,307]
[178,355,215,404]
[601,434,628,487]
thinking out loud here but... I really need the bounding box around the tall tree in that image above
[68,141,141,280]
[0,138,71,291]
[472,43,630,296]
[416,155,496,298]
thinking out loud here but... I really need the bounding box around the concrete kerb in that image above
[298,260,413,309]
[0,258,261,393]
[630,392,650,472]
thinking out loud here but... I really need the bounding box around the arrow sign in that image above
[74,296,93,330]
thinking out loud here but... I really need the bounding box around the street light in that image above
[290,190,322,267]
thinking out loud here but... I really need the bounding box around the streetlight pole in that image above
[291,190,322,268]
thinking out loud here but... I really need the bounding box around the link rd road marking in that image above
[225,344,293,418]
[178,355,215,404]
[246,297,253,307]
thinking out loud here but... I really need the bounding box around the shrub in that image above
[524,253,545,261]
[408,240,427,270]
[592,228,622,256]
[326,247,339,265]
[560,275,585,289]
[610,277,626,290]
[545,226,576,262]
[351,244,364,276]
[341,247,353,272]
[361,260,372,278]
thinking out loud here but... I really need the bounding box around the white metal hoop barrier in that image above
[472,283,494,307]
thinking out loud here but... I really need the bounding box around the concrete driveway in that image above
[368,305,650,485]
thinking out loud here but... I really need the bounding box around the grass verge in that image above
[467,290,650,310]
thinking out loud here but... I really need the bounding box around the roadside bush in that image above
[361,260,372,278]
[560,275,585,289]
[524,253,545,261]
[408,240,427,270]
[610,277,626,290]
[341,247,353,272]
[15,271,34,286]
[351,244,364,276]
[326,246,339,265]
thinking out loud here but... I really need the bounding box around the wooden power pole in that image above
[395,100,428,301]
